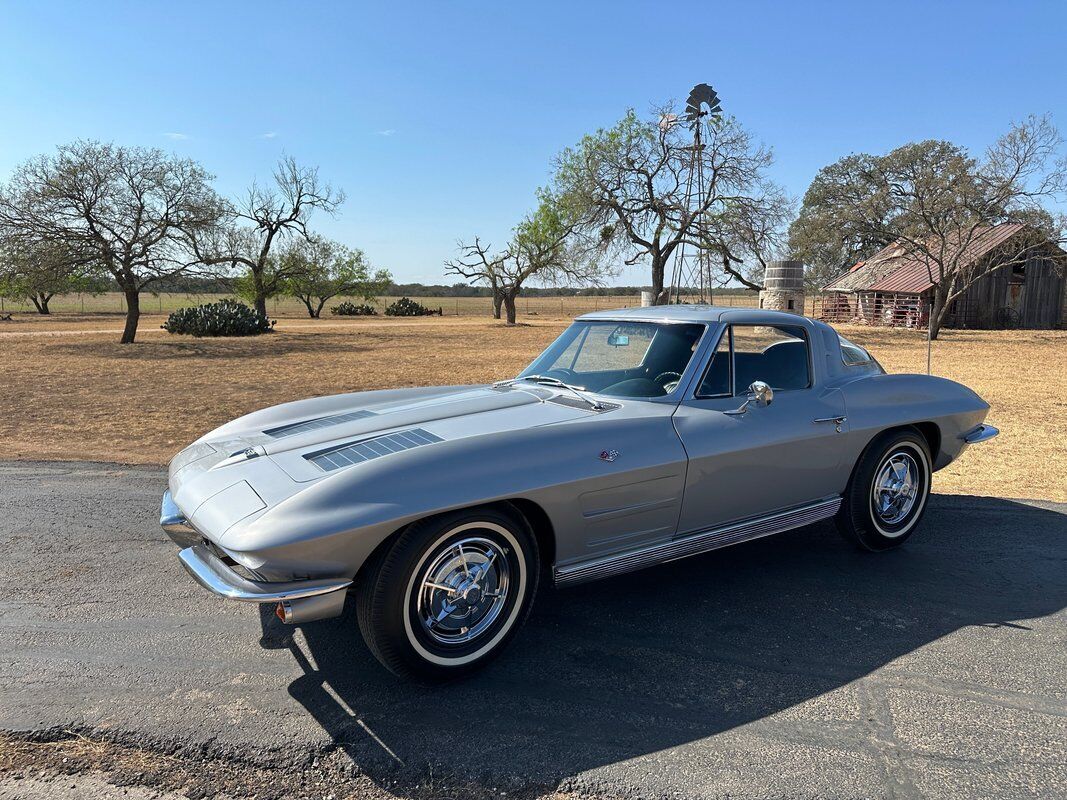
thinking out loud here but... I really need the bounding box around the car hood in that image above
[260,384,600,481]
[167,384,603,538]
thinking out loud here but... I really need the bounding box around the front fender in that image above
[222,408,687,578]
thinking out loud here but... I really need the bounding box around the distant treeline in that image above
[118,275,758,298]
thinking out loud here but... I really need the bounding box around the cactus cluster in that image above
[162,299,274,337]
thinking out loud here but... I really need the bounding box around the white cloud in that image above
[376,129,396,137]
[163,132,189,140]
[259,131,279,139]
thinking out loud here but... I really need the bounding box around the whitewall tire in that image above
[356,505,539,682]
[837,429,932,551]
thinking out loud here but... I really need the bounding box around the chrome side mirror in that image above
[724,380,773,416]
[748,380,773,408]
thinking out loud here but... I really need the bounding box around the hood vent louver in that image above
[305,428,443,472]
[264,409,377,439]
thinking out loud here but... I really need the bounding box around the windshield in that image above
[519,321,706,398]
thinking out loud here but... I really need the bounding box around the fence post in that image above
[926,299,933,375]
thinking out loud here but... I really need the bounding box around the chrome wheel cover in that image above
[414,536,510,645]
[872,450,920,525]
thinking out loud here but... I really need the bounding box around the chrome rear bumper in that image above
[962,424,999,444]
[178,544,352,603]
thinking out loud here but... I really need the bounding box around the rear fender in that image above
[840,373,989,471]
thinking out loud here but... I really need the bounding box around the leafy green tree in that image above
[788,153,898,291]
[446,188,612,324]
[0,236,106,313]
[552,107,791,302]
[789,117,1066,338]
[282,237,390,318]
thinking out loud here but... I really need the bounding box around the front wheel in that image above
[356,505,539,682]
[837,429,932,551]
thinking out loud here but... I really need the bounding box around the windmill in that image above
[667,83,723,304]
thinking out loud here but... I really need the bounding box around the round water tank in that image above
[763,260,805,290]
[760,260,806,315]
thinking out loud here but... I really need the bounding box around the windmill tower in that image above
[667,83,723,305]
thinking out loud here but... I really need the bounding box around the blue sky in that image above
[1,1,1065,284]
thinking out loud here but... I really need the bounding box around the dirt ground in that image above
[1,311,1063,500]
[0,733,569,800]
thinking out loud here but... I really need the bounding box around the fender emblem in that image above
[599,449,619,462]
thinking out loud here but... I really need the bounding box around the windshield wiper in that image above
[505,374,604,411]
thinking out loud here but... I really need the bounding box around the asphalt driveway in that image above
[1,461,1064,798]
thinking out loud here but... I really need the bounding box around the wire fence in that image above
[6,290,958,327]
[0,291,769,319]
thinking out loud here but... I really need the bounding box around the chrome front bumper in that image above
[177,544,352,603]
[161,490,201,548]
[962,424,999,444]
[162,490,352,621]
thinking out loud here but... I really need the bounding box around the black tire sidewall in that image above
[357,505,539,682]
[840,430,932,551]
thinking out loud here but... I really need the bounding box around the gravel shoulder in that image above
[1,461,1065,799]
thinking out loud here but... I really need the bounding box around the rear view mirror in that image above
[607,333,629,347]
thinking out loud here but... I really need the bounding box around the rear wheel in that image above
[837,429,932,551]
[356,505,539,682]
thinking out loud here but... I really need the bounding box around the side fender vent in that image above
[305,428,443,472]
[265,409,377,439]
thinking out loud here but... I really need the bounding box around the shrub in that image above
[162,299,275,337]
[331,301,378,316]
[384,297,442,317]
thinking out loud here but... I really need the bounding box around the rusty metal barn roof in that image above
[823,223,1031,295]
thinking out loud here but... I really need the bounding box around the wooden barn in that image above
[820,223,1066,329]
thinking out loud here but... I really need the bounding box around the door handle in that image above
[813,415,847,432]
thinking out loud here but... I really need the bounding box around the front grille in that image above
[264,409,377,439]
[305,428,442,472]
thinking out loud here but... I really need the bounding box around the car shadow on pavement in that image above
[258,495,1067,793]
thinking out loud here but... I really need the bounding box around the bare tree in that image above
[553,107,791,302]
[792,116,1067,338]
[0,141,224,342]
[443,237,507,319]
[192,157,345,317]
[446,190,613,324]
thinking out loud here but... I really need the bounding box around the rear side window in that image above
[698,324,811,396]
[839,336,873,366]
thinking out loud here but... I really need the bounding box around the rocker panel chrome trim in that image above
[554,496,842,586]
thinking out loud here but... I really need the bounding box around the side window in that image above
[696,328,731,396]
[838,335,872,366]
[732,325,811,391]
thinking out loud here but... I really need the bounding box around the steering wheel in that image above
[653,371,683,394]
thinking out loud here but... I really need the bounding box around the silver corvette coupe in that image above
[162,306,997,681]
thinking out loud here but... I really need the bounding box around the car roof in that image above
[577,304,811,326]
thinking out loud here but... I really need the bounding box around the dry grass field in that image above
[1,309,1064,500]
[0,290,763,318]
